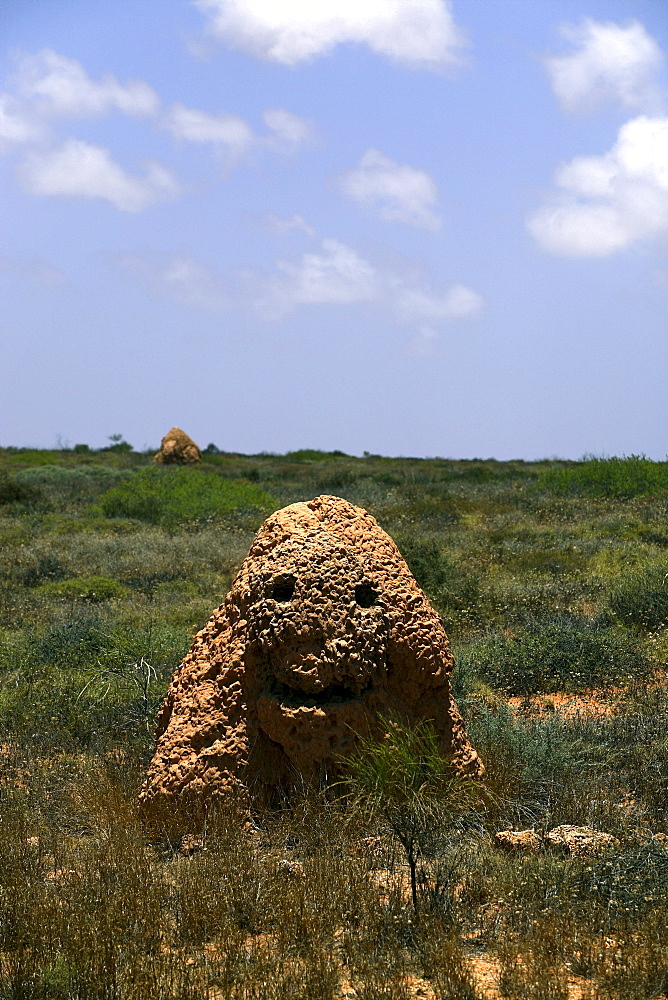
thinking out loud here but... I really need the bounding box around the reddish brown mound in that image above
[140,495,482,826]
[153,427,201,464]
[495,829,542,853]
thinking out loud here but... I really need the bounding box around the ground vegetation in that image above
[0,445,666,997]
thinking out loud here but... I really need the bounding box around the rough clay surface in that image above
[140,495,482,822]
[546,825,620,857]
[495,829,543,853]
[153,427,201,465]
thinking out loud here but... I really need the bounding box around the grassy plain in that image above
[0,446,667,998]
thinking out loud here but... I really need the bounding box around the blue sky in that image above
[1,0,666,458]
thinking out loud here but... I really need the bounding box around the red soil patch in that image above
[507,690,619,719]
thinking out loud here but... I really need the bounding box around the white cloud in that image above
[543,19,663,115]
[0,253,67,288]
[528,115,668,256]
[118,254,230,309]
[16,49,159,118]
[262,108,312,149]
[264,213,316,237]
[396,283,483,322]
[121,239,484,345]
[257,239,483,326]
[163,103,255,156]
[339,149,441,230]
[162,102,311,159]
[192,0,466,70]
[20,139,179,212]
[260,238,380,318]
[0,93,43,147]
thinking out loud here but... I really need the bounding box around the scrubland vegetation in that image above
[0,444,667,998]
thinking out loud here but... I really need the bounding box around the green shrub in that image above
[609,565,668,630]
[536,455,668,499]
[2,448,62,465]
[284,449,350,462]
[102,433,133,453]
[0,474,43,508]
[339,715,484,911]
[396,536,480,623]
[14,464,128,505]
[461,701,631,832]
[398,536,453,593]
[37,576,128,602]
[28,612,110,666]
[458,614,645,694]
[96,467,275,526]
[570,842,668,918]
[21,555,70,588]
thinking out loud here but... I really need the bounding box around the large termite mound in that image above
[140,495,482,825]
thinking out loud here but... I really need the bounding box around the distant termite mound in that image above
[140,495,482,829]
[153,427,201,465]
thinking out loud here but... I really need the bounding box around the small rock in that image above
[546,824,619,857]
[495,829,542,853]
[154,427,201,465]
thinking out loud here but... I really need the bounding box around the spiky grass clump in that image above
[339,716,484,911]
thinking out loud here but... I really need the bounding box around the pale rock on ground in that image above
[494,829,543,853]
[545,824,620,857]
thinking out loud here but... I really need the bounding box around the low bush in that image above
[570,841,668,918]
[609,564,668,630]
[460,701,616,830]
[458,613,645,694]
[340,716,484,911]
[96,467,275,526]
[37,576,129,602]
[536,455,668,499]
[14,464,129,506]
[21,555,71,588]
[396,536,480,625]
[0,474,43,508]
[1,448,62,466]
[284,449,350,462]
[26,611,111,667]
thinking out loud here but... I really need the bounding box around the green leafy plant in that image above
[397,535,480,625]
[96,467,275,525]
